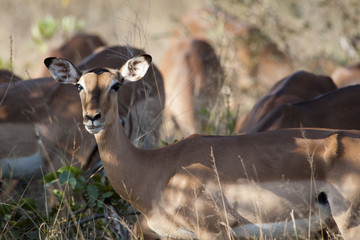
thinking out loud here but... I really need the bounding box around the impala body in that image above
[46,54,360,239]
[249,84,360,133]
[35,33,106,78]
[160,38,223,138]
[0,69,22,84]
[236,71,337,133]
[180,5,294,90]
[331,62,360,87]
[0,77,98,178]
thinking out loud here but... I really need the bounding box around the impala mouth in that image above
[85,124,104,134]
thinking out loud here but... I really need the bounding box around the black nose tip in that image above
[86,112,101,122]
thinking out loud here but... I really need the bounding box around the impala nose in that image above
[86,112,101,123]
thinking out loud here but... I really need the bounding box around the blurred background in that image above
[2,0,360,139]
[0,0,206,76]
[2,0,360,79]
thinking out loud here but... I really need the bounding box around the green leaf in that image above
[37,15,58,39]
[69,166,82,177]
[68,176,77,187]
[43,172,58,184]
[57,166,70,174]
[61,15,77,33]
[53,189,63,199]
[160,138,178,146]
[97,200,104,208]
[103,192,113,199]
[196,108,210,118]
[74,176,86,193]
[19,198,37,211]
[0,203,14,216]
[57,165,82,177]
[59,171,76,187]
[87,185,99,200]
[91,173,101,182]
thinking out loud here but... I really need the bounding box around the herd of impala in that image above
[2,16,360,240]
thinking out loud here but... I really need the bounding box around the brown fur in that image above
[249,84,360,133]
[0,69,22,84]
[34,33,106,78]
[160,38,223,138]
[236,70,337,133]
[0,78,99,172]
[180,5,294,89]
[77,46,165,147]
[331,62,360,87]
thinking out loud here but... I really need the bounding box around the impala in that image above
[0,69,22,84]
[46,54,360,239]
[0,45,163,182]
[0,77,104,180]
[236,71,337,133]
[34,33,106,78]
[331,62,360,87]
[160,38,223,138]
[180,5,294,90]
[77,45,165,147]
[249,84,360,133]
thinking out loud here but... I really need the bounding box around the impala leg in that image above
[327,185,360,240]
[333,199,360,239]
[132,215,162,240]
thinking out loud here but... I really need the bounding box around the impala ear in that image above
[119,54,152,83]
[44,57,82,84]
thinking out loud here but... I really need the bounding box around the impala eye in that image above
[111,82,121,92]
[76,84,83,92]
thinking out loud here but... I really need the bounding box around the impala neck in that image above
[94,112,154,213]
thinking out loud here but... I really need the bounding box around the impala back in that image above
[249,84,360,133]
[236,70,337,133]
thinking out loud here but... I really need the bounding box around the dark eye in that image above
[76,84,83,92]
[111,82,120,92]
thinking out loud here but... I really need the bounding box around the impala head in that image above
[44,54,152,134]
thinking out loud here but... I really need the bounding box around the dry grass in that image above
[204,139,342,240]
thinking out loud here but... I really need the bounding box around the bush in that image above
[0,165,135,239]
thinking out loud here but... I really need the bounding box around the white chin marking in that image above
[85,125,103,134]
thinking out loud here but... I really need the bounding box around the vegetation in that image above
[31,14,85,52]
[1,166,135,239]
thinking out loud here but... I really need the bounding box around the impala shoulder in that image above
[322,130,360,166]
[322,132,343,165]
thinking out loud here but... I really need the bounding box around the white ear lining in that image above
[119,55,151,82]
[67,63,82,83]
[45,58,82,84]
[120,60,131,81]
